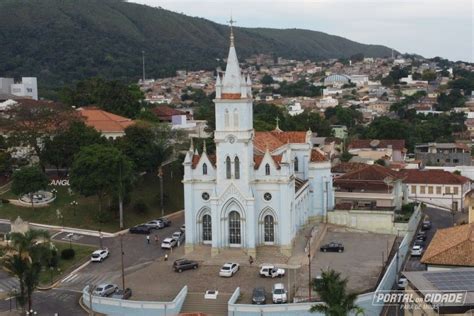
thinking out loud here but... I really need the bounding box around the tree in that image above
[60,78,144,118]
[69,144,133,228]
[2,230,51,312]
[261,74,274,85]
[11,166,49,208]
[0,100,78,166]
[41,121,104,173]
[310,269,364,316]
[119,123,171,173]
[421,70,437,82]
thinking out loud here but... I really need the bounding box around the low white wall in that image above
[328,209,406,234]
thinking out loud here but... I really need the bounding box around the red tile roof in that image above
[331,162,367,174]
[191,154,216,169]
[421,224,474,267]
[310,148,327,162]
[348,139,406,150]
[334,164,402,191]
[254,131,307,152]
[78,107,134,133]
[400,169,470,185]
[254,154,282,169]
[151,105,190,121]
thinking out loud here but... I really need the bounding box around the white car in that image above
[260,265,285,278]
[144,220,164,229]
[172,231,185,243]
[411,245,424,256]
[91,249,109,262]
[219,262,239,277]
[161,237,177,249]
[272,283,287,304]
[93,283,118,297]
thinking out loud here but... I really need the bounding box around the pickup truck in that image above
[259,265,285,278]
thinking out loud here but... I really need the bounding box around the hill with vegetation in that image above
[0,0,394,96]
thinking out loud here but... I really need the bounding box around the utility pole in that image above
[119,160,124,229]
[305,232,313,302]
[120,234,125,290]
[158,166,164,217]
[89,284,96,316]
[142,50,146,83]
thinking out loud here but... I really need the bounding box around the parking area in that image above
[296,227,396,298]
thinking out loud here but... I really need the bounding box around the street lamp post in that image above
[305,232,313,302]
[98,229,103,249]
[70,200,78,216]
[120,234,125,290]
[158,166,164,217]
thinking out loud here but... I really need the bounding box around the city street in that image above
[0,213,184,315]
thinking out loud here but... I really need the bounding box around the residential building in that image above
[348,139,406,162]
[420,223,474,270]
[331,125,348,140]
[317,96,338,109]
[415,142,471,166]
[0,77,38,100]
[403,269,474,315]
[333,164,404,210]
[77,107,134,139]
[349,74,369,86]
[152,105,193,122]
[183,30,334,257]
[331,162,367,177]
[401,169,471,211]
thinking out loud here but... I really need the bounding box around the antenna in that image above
[142,50,146,83]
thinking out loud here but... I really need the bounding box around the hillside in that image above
[0,0,394,95]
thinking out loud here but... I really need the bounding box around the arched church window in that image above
[234,157,240,179]
[202,163,208,175]
[294,156,299,172]
[233,109,239,128]
[229,211,241,245]
[264,215,275,242]
[226,156,231,179]
[265,163,270,176]
[224,109,230,128]
[202,214,212,241]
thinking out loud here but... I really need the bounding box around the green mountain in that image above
[0,0,394,96]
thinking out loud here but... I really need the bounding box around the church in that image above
[183,27,334,257]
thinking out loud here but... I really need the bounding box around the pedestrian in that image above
[146,234,150,244]
[249,255,254,265]
[154,235,159,244]
[164,253,168,261]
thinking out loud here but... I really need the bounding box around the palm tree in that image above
[1,229,51,311]
[310,269,364,316]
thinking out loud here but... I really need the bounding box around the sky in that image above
[129,0,473,62]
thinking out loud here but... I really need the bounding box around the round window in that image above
[264,192,272,201]
[202,192,210,201]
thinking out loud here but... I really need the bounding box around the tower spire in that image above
[228,16,236,47]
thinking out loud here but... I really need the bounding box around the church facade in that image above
[183,30,334,257]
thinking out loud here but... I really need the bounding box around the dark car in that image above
[320,242,344,252]
[416,232,427,241]
[252,287,266,305]
[421,220,432,230]
[159,218,172,227]
[110,288,132,300]
[414,239,425,247]
[173,259,198,272]
[129,225,152,234]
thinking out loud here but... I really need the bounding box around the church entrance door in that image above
[228,211,241,247]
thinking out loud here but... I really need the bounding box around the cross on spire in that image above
[228,16,236,47]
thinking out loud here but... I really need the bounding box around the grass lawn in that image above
[0,163,184,232]
[39,242,95,286]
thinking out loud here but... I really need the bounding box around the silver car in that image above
[93,283,118,297]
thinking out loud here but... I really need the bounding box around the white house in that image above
[0,77,38,100]
[182,28,334,257]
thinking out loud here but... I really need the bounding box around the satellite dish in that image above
[370,139,380,148]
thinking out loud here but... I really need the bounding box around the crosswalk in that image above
[0,278,19,293]
[59,271,119,291]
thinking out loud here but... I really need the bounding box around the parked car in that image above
[129,225,152,234]
[397,277,408,290]
[259,265,285,278]
[272,283,287,304]
[93,283,118,297]
[144,220,164,229]
[219,262,239,277]
[159,218,171,227]
[180,224,185,232]
[110,288,132,300]
[90,249,109,263]
[161,237,178,249]
[252,287,267,305]
[173,259,199,272]
[172,231,185,244]
[416,232,427,241]
[414,239,425,247]
[411,245,424,256]
[421,220,432,230]
[320,242,344,252]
